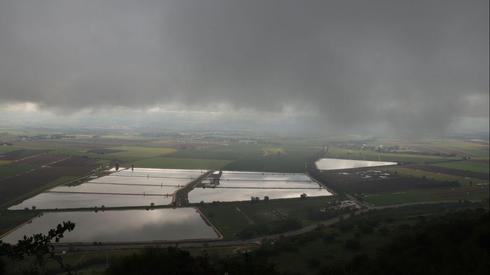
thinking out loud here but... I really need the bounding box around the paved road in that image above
[172,171,213,206]
[370,199,482,210]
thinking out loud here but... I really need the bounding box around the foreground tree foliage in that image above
[106,247,278,275]
[0,221,75,275]
[237,218,302,239]
[347,209,489,275]
[318,209,490,275]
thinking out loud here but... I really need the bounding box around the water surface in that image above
[189,187,330,203]
[9,192,173,210]
[9,168,202,210]
[2,208,218,243]
[315,158,397,171]
[189,171,331,203]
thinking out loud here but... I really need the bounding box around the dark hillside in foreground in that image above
[103,207,489,275]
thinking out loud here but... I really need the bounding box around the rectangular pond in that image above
[189,187,331,203]
[315,158,397,171]
[189,171,331,203]
[50,183,179,196]
[115,168,205,179]
[9,168,204,210]
[217,171,318,188]
[220,171,312,182]
[9,192,174,210]
[1,208,219,244]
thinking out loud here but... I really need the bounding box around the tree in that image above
[344,238,361,250]
[106,247,279,275]
[0,221,75,275]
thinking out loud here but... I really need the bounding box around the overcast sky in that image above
[0,0,488,135]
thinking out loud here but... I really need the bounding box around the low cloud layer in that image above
[0,0,488,134]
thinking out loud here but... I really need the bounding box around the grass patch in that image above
[134,157,231,170]
[383,167,486,185]
[0,159,11,166]
[224,148,317,173]
[199,196,336,240]
[47,148,90,156]
[363,186,489,206]
[1,175,79,209]
[262,147,285,156]
[0,146,22,153]
[0,164,32,179]
[106,146,176,161]
[46,175,79,186]
[418,138,489,157]
[0,210,39,236]
[168,144,264,160]
[433,160,490,174]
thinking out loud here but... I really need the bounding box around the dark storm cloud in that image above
[0,0,488,134]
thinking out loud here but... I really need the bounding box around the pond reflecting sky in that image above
[9,192,173,210]
[9,168,202,210]
[2,208,218,243]
[9,168,333,209]
[189,187,331,203]
[315,158,397,171]
[189,171,331,203]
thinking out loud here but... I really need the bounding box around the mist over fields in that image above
[0,0,488,136]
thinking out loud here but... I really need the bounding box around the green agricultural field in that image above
[0,156,99,208]
[383,166,486,185]
[168,144,264,160]
[224,148,318,172]
[134,157,231,170]
[199,196,336,240]
[0,210,39,236]
[0,159,11,166]
[419,138,489,157]
[105,146,176,161]
[0,164,32,179]
[168,143,318,172]
[362,186,489,206]
[0,146,21,153]
[376,138,489,157]
[433,160,490,174]
[1,175,81,209]
[14,140,91,151]
[47,148,91,157]
[262,147,285,156]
